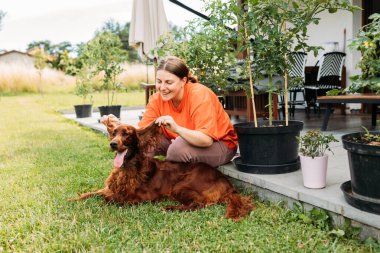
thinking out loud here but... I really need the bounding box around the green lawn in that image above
[0,94,378,252]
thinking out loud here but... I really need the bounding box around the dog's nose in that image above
[110,142,117,149]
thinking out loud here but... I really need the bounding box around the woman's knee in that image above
[166,137,195,163]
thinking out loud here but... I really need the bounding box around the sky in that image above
[0,0,205,51]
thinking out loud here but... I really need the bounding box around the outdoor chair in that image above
[304,52,346,114]
[278,52,307,118]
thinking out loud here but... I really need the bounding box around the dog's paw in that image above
[100,114,118,125]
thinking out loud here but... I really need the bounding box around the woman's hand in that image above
[155,115,179,133]
[155,115,213,147]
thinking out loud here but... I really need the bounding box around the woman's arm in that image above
[155,116,213,147]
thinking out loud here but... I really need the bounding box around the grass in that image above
[0,63,75,94]
[0,94,378,252]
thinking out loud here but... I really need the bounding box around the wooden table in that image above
[140,82,156,105]
[317,94,380,131]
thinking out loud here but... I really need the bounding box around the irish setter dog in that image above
[70,115,254,221]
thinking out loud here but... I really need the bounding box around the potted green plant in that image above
[341,128,380,214]
[205,0,356,174]
[297,130,338,188]
[326,14,380,214]
[82,32,127,118]
[73,64,94,118]
[340,13,380,96]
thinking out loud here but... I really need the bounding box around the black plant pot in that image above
[234,120,304,174]
[98,105,122,118]
[341,132,380,214]
[74,104,92,118]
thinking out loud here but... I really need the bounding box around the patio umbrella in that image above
[129,0,169,60]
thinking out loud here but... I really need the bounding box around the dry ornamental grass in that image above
[0,62,155,94]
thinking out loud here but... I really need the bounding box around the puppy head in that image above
[109,124,138,168]
[100,114,121,139]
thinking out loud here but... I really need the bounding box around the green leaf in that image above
[153,155,166,161]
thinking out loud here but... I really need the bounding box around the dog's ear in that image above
[100,114,121,138]
[136,121,161,150]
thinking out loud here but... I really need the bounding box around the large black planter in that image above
[341,132,380,214]
[98,105,122,118]
[74,104,92,118]
[234,120,304,174]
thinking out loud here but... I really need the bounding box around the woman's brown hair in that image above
[156,56,198,83]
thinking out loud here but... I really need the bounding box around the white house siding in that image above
[305,0,362,108]
[306,0,362,87]
[0,52,35,68]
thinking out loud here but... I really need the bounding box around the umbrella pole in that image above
[146,60,149,84]
[154,57,157,86]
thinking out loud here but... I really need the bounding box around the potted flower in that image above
[205,0,356,174]
[82,32,127,118]
[297,130,338,188]
[73,64,94,118]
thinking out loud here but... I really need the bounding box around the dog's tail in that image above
[67,189,105,201]
[224,192,255,221]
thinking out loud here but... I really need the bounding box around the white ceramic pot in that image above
[300,154,328,189]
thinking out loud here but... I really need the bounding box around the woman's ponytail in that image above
[187,72,198,83]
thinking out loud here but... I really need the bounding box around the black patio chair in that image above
[304,52,346,114]
[278,52,307,118]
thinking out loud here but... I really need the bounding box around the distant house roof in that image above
[0,50,34,58]
[0,50,36,67]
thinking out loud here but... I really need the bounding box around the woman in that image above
[139,56,238,168]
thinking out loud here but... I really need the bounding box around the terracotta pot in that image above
[300,154,328,189]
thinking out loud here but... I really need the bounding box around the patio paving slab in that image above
[63,108,380,239]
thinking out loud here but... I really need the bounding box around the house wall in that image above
[305,0,362,89]
[0,52,35,68]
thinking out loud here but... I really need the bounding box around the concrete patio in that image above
[63,108,380,239]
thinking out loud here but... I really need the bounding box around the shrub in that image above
[297,129,338,158]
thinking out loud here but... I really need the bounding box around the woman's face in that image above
[156,70,186,104]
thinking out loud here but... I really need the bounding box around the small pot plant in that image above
[297,129,338,189]
[73,64,94,118]
[82,31,127,118]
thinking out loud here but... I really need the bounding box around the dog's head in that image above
[109,124,138,168]
[101,116,161,168]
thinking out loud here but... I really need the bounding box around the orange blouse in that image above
[138,83,238,150]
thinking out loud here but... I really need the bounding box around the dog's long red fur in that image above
[70,115,254,221]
